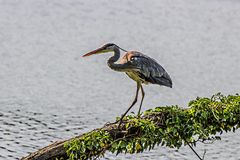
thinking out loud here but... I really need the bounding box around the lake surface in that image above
[0,0,240,159]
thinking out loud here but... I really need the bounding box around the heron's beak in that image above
[82,47,109,57]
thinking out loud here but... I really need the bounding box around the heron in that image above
[82,43,172,127]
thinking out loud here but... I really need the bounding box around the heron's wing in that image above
[130,53,172,88]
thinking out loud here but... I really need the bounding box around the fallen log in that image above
[21,93,240,160]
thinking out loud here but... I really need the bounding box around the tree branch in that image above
[21,93,240,160]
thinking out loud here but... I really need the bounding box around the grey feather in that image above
[129,52,172,88]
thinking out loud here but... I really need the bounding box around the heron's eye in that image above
[130,57,137,61]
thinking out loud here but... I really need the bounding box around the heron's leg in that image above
[118,83,140,127]
[137,84,145,116]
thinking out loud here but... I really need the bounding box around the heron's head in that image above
[82,43,127,57]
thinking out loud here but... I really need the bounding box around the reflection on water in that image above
[0,0,240,159]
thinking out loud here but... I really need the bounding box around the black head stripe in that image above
[117,46,128,52]
[103,43,128,52]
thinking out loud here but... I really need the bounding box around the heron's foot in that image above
[117,120,123,129]
[137,112,142,118]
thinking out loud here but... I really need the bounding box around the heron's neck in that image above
[107,47,120,69]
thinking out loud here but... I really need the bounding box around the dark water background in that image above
[0,0,240,159]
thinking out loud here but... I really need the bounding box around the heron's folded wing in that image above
[131,55,172,87]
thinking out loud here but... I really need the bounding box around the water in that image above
[0,0,240,159]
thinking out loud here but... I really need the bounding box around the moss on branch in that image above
[63,93,240,160]
[21,93,240,160]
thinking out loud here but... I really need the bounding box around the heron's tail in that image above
[156,77,172,88]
